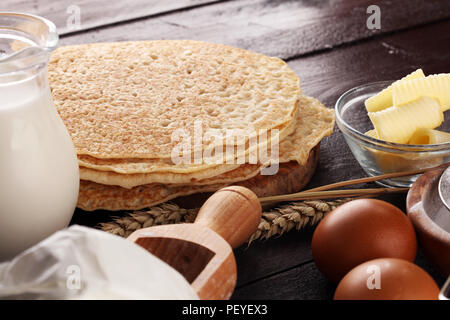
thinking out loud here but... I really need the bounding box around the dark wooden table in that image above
[5,0,449,299]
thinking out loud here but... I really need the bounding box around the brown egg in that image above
[334,258,440,300]
[312,199,417,283]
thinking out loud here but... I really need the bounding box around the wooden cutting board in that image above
[174,144,320,208]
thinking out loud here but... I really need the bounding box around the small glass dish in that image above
[335,81,450,187]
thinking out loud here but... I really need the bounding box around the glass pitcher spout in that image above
[0,12,58,81]
[0,12,58,58]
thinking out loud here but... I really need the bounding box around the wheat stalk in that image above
[99,162,450,244]
[259,187,408,204]
[101,203,199,238]
[100,198,350,244]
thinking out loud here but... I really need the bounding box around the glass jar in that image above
[0,13,79,261]
[335,81,450,187]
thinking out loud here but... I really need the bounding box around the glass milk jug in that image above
[0,13,79,261]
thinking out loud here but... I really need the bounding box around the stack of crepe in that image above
[48,40,335,211]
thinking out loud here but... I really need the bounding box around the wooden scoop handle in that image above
[194,186,262,249]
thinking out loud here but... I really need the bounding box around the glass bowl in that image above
[335,81,450,187]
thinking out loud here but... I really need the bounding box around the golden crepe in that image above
[48,40,335,211]
[77,96,335,210]
[78,96,334,189]
[77,180,228,212]
[49,40,300,159]
[80,164,260,188]
[75,105,299,174]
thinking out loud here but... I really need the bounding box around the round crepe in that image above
[76,108,299,174]
[49,40,300,159]
[79,96,334,188]
[77,96,335,210]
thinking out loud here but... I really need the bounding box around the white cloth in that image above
[0,225,198,299]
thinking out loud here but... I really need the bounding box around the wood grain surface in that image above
[0,0,223,35]
[54,0,450,60]
[6,0,450,299]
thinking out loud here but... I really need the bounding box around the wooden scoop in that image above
[127,186,262,300]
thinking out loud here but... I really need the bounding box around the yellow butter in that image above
[368,97,443,144]
[408,128,450,145]
[364,69,425,112]
[393,74,450,111]
[365,129,379,139]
